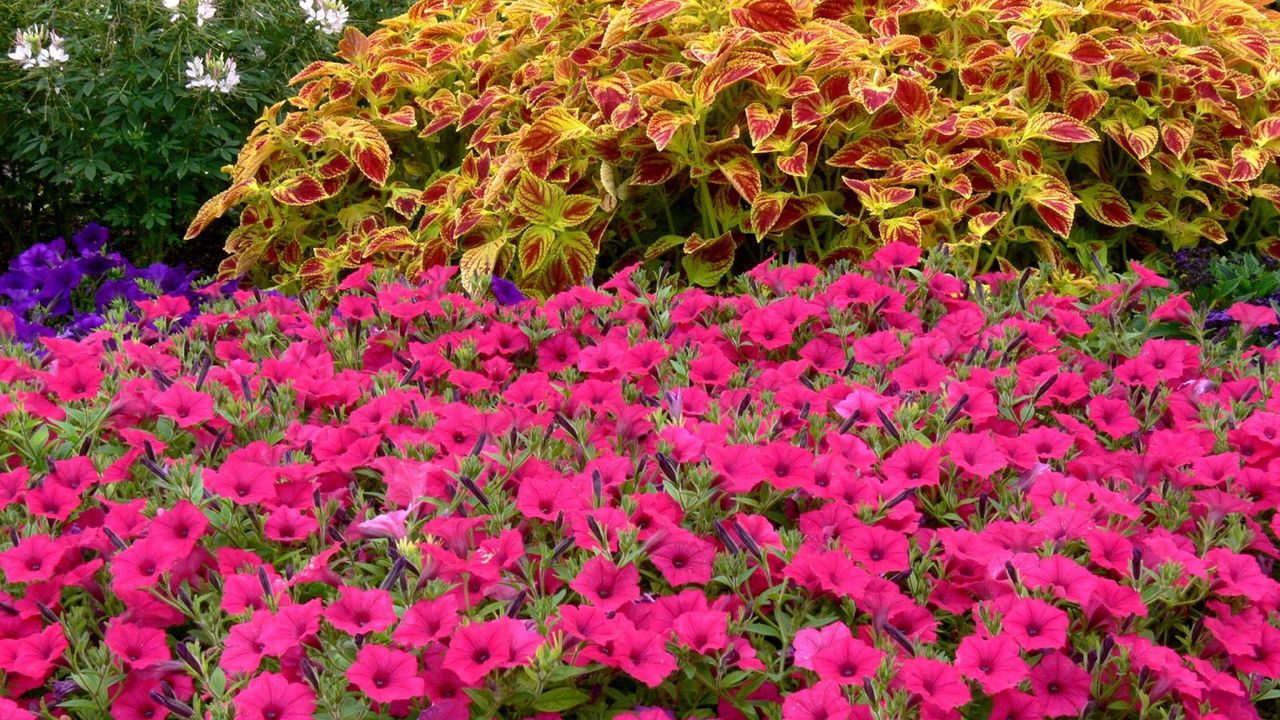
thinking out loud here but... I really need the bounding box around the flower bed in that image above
[0,247,1277,719]
[0,223,218,345]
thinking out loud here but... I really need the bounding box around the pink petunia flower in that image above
[348,644,424,703]
[1028,652,1091,717]
[325,586,397,636]
[954,634,1027,694]
[570,556,640,613]
[1227,301,1278,335]
[104,621,170,669]
[781,680,853,720]
[901,656,971,711]
[233,672,316,720]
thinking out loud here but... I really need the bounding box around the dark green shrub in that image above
[0,0,411,266]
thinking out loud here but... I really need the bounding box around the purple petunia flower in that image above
[0,222,227,347]
[491,275,528,306]
[72,223,109,254]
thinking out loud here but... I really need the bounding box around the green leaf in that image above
[532,687,590,712]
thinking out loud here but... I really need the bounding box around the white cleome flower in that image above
[8,25,68,70]
[195,0,216,26]
[185,52,239,93]
[299,0,349,35]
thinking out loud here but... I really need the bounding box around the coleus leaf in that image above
[512,171,599,229]
[1103,120,1159,166]
[337,118,392,185]
[386,184,422,219]
[694,55,766,107]
[893,78,931,118]
[1007,25,1036,56]
[1062,86,1109,123]
[1253,183,1280,211]
[560,195,600,227]
[629,154,678,186]
[843,178,915,213]
[772,194,833,233]
[378,105,418,129]
[730,0,802,32]
[513,170,563,227]
[1023,112,1099,144]
[271,174,330,207]
[515,107,593,155]
[1132,203,1174,229]
[682,231,737,287]
[364,226,417,257]
[1077,184,1134,227]
[630,0,684,26]
[879,215,923,245]
[858,78,898,113]
[646,111,694,152]
[750,191,790,237]
[460,239,506,297]
[643,234,688,261]
[1026,177,1078,238]
[1191,217,1227,244]
[185,181,254,240]
[968,211,1004,237]
[777,142,810,177]
[1253,117,1280,147]
[710,145,762,202]
[1054,34,1111,65]
[1230,145,1271,182]
[1161,118,1193,158]
[289,60,347,85]
[524,229,597,290]
[518,225,557,272]
[744,103,783,146]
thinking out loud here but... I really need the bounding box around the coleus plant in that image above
[186,0,1280,295]
[1,248,1280,719]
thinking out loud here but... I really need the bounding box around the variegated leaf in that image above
[744,103,783,146]
[515,107,593,155]
[271,174,330,207]
[683,231,737,287]
[518,225,557,272]
[460,239,506,297]
[1023,112,1099,144]
[646,111,694,152]
[1077,184,1134,227]
[513,170,562,226]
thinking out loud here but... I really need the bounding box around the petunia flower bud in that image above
[149,692,194,719]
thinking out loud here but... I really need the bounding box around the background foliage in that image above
[0,0,411,267]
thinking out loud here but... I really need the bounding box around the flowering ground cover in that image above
[0,223,218,345]
[1,246,1279,719]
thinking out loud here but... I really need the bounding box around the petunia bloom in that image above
[347,644,424,703]
[233,671,316,720]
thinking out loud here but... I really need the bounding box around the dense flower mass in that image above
[0,248,1278,718]
[0,223,218,344]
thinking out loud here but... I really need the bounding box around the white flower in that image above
[185,52,239,93]
[300,0,349,35]
[195,0,216,26]
[165,0,215,25]
[8,25,68,70]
